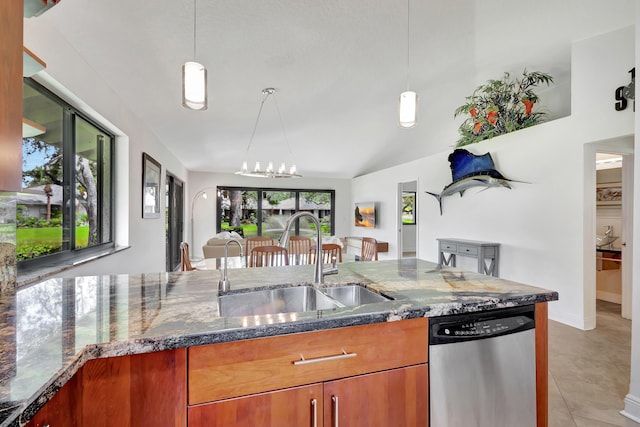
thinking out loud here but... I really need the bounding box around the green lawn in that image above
[17,226,89,247]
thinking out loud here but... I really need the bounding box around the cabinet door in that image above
[188,383,323,427]
[323,364,428,427]
[25,375,81,427]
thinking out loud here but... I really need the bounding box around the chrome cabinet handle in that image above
[311,398,317,427]
[293,350,356,366]
[332,395,339,427]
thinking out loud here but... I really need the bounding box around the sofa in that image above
[202,232,245,258]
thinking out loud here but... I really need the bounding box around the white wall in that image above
[24,19,189,276]
[351,26,635,329]
[188,172,352,259]
[623,7,640,424]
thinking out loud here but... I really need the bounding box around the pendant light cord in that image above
[193,0,197,60]
[406,0,411,91]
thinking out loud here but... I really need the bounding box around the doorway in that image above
[166,173,184,271]
[585,138,633,328]
[397,181,418,258]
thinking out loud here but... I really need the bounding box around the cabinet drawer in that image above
[458,245,478,256]
[188,318,428,405]
[440,242,457,252]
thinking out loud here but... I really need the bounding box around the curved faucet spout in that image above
[219,239,244,292]
[279,212,327,283]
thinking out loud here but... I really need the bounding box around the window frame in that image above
[18,78,115,269]
[216,186,336,237]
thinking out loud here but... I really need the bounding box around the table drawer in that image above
[440,242,457,252]
[458,245,478,256]
[188,318,428,405]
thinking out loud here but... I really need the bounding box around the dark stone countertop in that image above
[0,258,558,426]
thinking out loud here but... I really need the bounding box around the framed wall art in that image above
[596,182,622,206]
[354,202,376,228]
[142,152,161,218]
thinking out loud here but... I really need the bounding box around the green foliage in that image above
[16,243,61,261]
[454,70,553,147]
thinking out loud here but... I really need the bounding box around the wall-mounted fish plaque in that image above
[426,149,520,215]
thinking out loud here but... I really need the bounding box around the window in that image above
[19,79,114,265]
[217,187,335,238]
[402,191,416,224]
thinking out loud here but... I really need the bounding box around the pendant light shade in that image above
[399,91,417,128]
[182,61,208,110]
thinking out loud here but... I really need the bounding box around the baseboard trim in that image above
[597,291,622,304]
[621,394,640,423]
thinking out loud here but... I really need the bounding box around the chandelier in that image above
[235,88,301,178]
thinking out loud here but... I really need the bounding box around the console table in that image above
[437,238,500,277]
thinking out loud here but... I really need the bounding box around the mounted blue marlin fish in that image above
[426,149,521,215]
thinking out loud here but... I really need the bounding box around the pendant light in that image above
[398,0,416,128]
[236,88,301,178]
[182,0,207,110]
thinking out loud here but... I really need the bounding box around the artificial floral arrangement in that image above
[454,70,553,147]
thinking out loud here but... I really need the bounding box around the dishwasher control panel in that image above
[429,305,536,344]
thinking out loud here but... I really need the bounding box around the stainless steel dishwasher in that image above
[429,305,536,427]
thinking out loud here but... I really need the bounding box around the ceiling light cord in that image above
[406,0,411,91]
[272,92,296,165]
[244,90,270,155]
[193,0,197,60]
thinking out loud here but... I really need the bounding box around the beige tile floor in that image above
[549,300,635,427]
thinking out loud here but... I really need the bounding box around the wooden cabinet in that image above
[0,0,23,191]
[26,320,429,427]
[188,384,323,427]
[26,349,187,427]
[188,319,429,427]
[26,375,81,427]
[324,364,428,427]
[189,364,428,427]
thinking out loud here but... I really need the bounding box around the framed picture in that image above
[355,202,376,228]
[596,182,622,206]
[402,191,416,225]
[142,153,161,218]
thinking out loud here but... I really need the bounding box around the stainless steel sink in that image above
[321,285,390,306]
[218,286,340,317]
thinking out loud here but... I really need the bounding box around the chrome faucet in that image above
[605,225,613,237]
[279,212,337,283]
[218,239,244,292]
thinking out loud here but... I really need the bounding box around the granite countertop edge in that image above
[0,260,559,427]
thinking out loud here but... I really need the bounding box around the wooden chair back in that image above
[361,237,378,261]
[288,236,312,265]
[245,236,276,262]
[180,242,196,271]
[320,243,342,264]
[249,246,290,267]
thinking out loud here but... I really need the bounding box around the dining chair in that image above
[180,242,196,271]
[319,243,342,264]
[249,246,290,267]
[361,237,379,261]
[245,236,276,262]
[288,235,312,265]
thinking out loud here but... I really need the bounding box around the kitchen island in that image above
[0,259,557,426]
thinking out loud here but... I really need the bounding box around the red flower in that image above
[522,99,535,115]
[473,121,482,134]
[487,110,498,125]
[469,107,478,118]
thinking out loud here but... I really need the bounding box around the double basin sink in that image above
[218,284,391,317]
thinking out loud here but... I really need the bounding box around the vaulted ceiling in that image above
[31,0,636,178]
